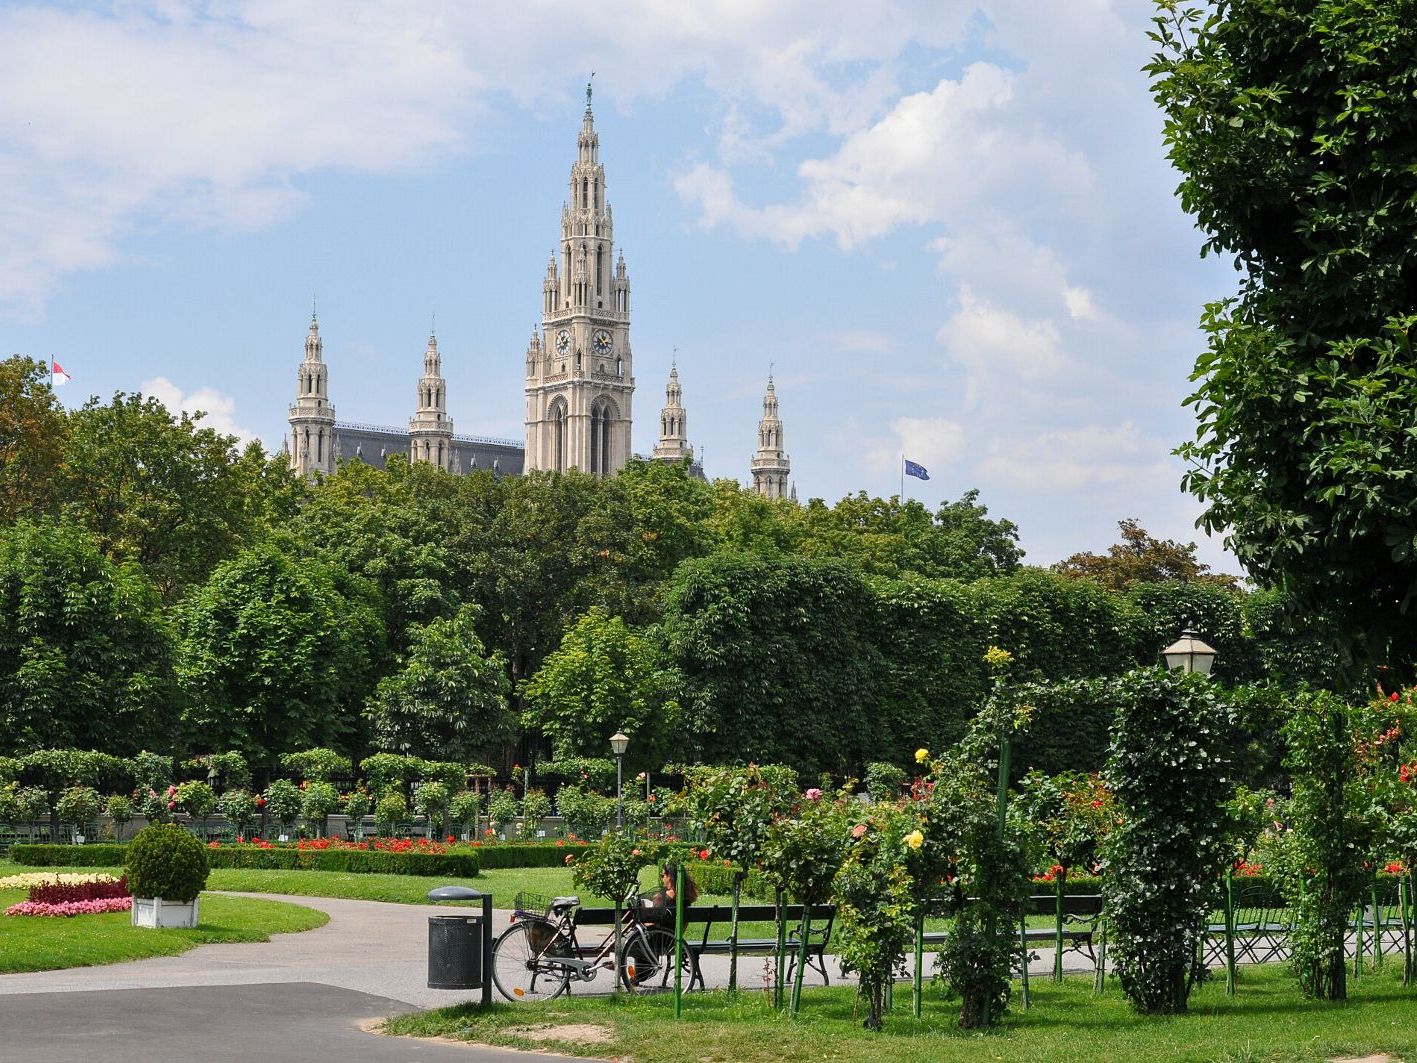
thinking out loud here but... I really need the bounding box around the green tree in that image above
[177,544,381,773]
[286,457,461,656]
[0,519,175,754]
[1149,1,1417,674]
[1054,519,1238,592]
[666,553,884,776]
[58,392,293,598]
[0,355,67,522]
[794,489,1023,581]
[522,608,677,771]
[364,604,513,762]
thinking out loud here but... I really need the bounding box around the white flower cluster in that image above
[0,872,120,890]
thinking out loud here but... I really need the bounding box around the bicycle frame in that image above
[524,906,653,982]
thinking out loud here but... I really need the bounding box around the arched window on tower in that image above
[551,401,567,473]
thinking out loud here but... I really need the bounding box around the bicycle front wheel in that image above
[492,920,572,1002]
[621,925,696,993]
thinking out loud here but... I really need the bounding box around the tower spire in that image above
[288,312,335,478]
[525,87,634,477]
[750,373,790,499]
[409,331,454,472]
[652,360,691,466]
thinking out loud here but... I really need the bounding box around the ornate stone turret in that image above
[409,331,454,471]
[288,312,336,478]
[750,374,790,499]
[524,80,634,476]
[652,364,692,464]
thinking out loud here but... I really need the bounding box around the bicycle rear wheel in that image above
[621,925,696,993]
[492,920,572,1002]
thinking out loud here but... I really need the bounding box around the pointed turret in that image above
[288,312,336,478]
[409,331,454,471]
[750,374,790,499]
[652,363,692,465]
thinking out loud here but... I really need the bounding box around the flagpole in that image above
[900,454,905,501]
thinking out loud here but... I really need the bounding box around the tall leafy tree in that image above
[365,604,513,762]
[177,544,382,772]
[522,607,679,771]
[1054,519,1238,592]
[1149,1,1417,673]
[795,492,1021,579]
[58,392,291,598]
[0,519,175,754]
[0,356,67,523]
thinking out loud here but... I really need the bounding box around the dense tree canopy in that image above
[1150,0,1417,674]
[1054,519,1238,592]
[522,607,678,771]
[0,356,66,523]
[177,544,382,772]
[0,519,175,754]
[365,604,513,762]
[60,393,293,598]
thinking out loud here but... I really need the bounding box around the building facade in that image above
[285,87,791,494]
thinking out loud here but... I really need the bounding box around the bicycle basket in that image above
[513,892,552,918]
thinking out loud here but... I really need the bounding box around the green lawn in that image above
[0,888,328,972]
[383,963,1417,1063]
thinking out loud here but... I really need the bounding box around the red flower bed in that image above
[29,877,130,905]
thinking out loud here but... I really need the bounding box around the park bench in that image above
[919,893,1105,970]
[574,901,836,991]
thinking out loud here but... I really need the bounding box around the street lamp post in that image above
[1161,628,1218,675]
[610,732,630,828]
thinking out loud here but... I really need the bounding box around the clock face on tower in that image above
[555,329,571,355]
[593,330,613,356]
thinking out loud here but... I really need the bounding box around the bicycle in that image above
[491,890,697,1001]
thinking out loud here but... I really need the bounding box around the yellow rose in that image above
[906,829,924,850]
[914,748,929,763]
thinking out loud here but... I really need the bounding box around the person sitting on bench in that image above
[641,862,698,929]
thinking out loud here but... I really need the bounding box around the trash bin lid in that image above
[428,885,484,903]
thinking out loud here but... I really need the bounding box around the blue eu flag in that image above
[904,459,930,481]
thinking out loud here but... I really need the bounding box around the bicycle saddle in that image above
[550,896,580,910]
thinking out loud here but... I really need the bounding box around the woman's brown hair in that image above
[662,862,699,906]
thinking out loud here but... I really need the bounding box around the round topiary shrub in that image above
[125,823,210,903]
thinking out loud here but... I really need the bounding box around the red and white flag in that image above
[51,360,72,386]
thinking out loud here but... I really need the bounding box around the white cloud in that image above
[865,416,966,481]
[936,287,1068,408]
[141,376,255,445]
[677,62,1093,250]
[0,0,979,320]
[977,421,1172,492]
[1063,286,1099,321]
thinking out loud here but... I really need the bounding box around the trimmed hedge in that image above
[474,843,589,869]
[204,847,480,877]
[10,843,126,867]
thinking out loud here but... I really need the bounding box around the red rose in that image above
[699,849,710,860]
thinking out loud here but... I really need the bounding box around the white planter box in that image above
[131,896,200,929]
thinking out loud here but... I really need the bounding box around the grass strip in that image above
[0,889,328,973]
[383,963,1417,1063]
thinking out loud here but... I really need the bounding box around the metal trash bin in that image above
[427,886,493,1005]
[429,914,483,989]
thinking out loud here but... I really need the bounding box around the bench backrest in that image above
[573,902,834,927]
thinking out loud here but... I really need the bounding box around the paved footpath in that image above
[0,892,1095,1063]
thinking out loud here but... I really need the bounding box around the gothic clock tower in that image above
[524,83,634,475]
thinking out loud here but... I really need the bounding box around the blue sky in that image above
[0,1,1241,573]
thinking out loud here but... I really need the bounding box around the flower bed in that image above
[5,897,132,918]
[29,877,129,905]
[0,872,121,890]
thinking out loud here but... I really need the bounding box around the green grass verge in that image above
[0,889,328,973]
[383,963,1417,1063]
